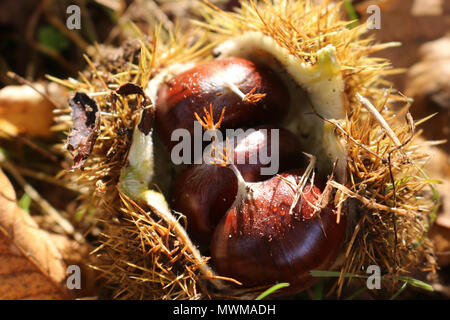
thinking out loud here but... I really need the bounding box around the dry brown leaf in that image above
[405,36,450,150]
[0,84,55,138]
[430,225,450,267]
[406,37,450,110]
[424,145,450,227]
[0,169,72,299]
[48,233,99,298]
[67,92,101,169]
[423,144,450,266]
[355,0,450,91]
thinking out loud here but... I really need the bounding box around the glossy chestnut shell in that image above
[210,170,346,294]
[172,127,305,245]
[156,57,290,148]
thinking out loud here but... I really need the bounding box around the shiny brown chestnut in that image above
[172,126,306,245]
[172,164,236,245]
[156,57,290,149]
[210,169,346,295]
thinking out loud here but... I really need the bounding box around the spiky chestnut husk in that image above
[210,170,346,294]
[156,57,290,149]
[172,126,306,244]
[53,0,439,300]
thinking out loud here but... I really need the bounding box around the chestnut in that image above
[172,126,306,245]
[210,169,346,295]
[172,164,237,245]
[156,57,290,149]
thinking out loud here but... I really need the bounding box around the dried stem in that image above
[356,93,402,148]
[7,71,64,110]
[223,80,266,103]
[327,180,409,215]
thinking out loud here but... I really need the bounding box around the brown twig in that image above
[327,180,409,215]
[7,71,64,110]
[0,128,59,163]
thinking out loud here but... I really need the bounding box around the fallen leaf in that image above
[404,36,450,151]
[430,225,450,267]
[67,92,101,169]
[355,0,450,91]
[0,84,55,138]
[426,146,450,226]
[406,35,450,109]
[48,233,98,298]
[0,169,72,299]
[423,143,450,267]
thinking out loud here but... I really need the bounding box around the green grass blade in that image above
[18,193,32,213]
[255,283,290,300]
[429,182,441,224]
[385,176,412,195]
[345,286,368,300]
[390,282,408,300]
[313,280,324,300]
[38,26,70,52]
[311,270,433,294]
[344,0,359,28]
[396,276,433,292]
